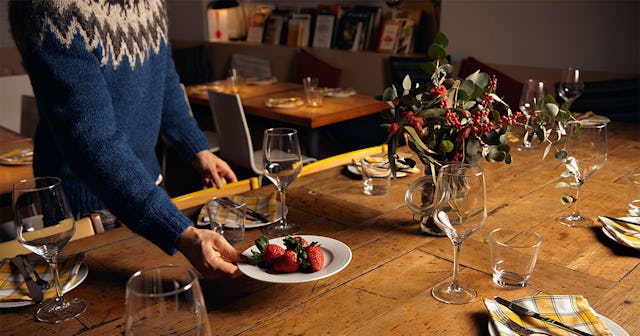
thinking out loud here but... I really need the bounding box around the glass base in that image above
[262,221,301,237]
[36,297,86,323]
[517,142,539,151]
[557,214,595,227]
[431,280,477,305]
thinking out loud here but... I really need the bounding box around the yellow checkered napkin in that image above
[199,192,279,226]
[484,295,612,336]
[0,253,85,302]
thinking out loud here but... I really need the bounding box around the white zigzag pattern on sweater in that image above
[37,0,167,69]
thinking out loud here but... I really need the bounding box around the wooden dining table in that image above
[186,81,388,157]
[0,122,638,335]
[0,126,33,196]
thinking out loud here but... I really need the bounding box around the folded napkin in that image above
[484,295,612,336]
[599,216,640,249]
[0,253,85,302]
[199,193,280,226]
[574,111,611,124]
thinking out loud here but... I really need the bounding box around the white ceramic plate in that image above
[346,164,407,178]
[488,314,628,336]
[0,159,32,166]
[324,87,356,97]
[246,76,278,86]
[238,235,352,283]
[0,263,89,308]
[265,97,304,109]
[198,201,287,229]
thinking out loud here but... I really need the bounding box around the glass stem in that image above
[49,260,65,301]
[573,180,584,218]
[450,240,463,291]
[279,189,287,228]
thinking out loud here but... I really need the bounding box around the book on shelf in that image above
[312,4,342,48]
[353,5,382,51]
[334,6,369,51]
[263,14,285,45]
[286,13,312,47]
[376,19,401,53]
[246,9,269,43]
[393,18,415,55]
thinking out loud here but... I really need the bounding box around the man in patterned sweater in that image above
[9,0,245,278]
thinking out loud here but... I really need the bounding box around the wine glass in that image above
[517,79,547,151]
[557,121,607,227]
[558,67,584,109]
[125,264,211,335]
[13,176,86,323]
[431,164,487,304]
[262,128,303,237]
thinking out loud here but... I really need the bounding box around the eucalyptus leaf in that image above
[441,64,454,75]
[543,143,552,159]
[433,32,449,48]
[543,103,559,117]
[460,80,476,98]
[466,139,480,155]
[428,44,446,59]
[555,181,572,188]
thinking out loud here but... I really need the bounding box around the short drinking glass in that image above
[489,228,542,288]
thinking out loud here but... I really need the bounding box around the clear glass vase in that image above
[405,168,447,237]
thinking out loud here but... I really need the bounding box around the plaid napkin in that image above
[199,193,279,226]
[0,253,85,302]
[484,295,612,336]
[599,216,640,249]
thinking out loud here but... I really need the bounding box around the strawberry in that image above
[283,236,308,250]
[272,250,300,273]
[262,244,285,266]
[305,243,324,272]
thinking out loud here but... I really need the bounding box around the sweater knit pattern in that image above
[35,0,167,69]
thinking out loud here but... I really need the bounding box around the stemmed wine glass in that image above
[517,79,547,151]
[431,164,486,304]
[558,67,584,109]
[557,122,607,227]
[13,177,86,323]
[262,128,303,237]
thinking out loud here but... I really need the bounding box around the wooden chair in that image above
[299,144,387,177]
[0,215,104,259]
[171,177,260,211]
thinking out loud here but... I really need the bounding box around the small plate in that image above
[265,97,304,109]
[246,76,278,86]
[488,313,628,336]
[0,263,89,308]
[599,216,640,250]
[238,235,352,283]
[324,87,356,97]
[347,164,407,178]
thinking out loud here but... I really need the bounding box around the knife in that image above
[220,197,271,223]
[11,256,44,302]
[494,296,593,336]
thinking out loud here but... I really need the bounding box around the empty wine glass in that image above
[558,67,584,109]
[13,177,86,323]
[557,121,607,227]
[262,128,303,237]
[517,79,547,151]
[430,164,487,304]
[125,264,211,335]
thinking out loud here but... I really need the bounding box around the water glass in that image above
[628,173,640,217]
[489,228,542,288]
[227,68,240,93]
[360,159,391,196]
[302,76,319,92]
[206,197,246,245]
[306,86,324,107]
[125,264,211,336]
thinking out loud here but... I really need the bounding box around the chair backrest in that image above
[0,216,100,259]
[207,90,262,175]
[296,49,342,88]
[171,177,260,211]
[299,144,387,177]
[0,75,34,134]
[230,53,272,79]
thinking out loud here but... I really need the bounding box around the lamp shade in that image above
[209,0,239,9]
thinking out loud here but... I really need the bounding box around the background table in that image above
[0,126,33,196]
[1,122,638,335]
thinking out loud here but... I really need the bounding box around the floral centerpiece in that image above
[380,32,574,234]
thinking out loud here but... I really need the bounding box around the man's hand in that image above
[176,226,247,279]
[192,150,238,188]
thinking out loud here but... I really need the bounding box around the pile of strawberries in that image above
[250,235,324,273]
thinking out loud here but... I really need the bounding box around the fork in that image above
[492,308,552,336]
[18,255,51,289]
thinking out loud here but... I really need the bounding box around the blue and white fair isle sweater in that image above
[10,0,208,254]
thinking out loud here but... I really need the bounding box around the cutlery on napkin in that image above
[0,253,85,302]
[484,295,613,336]
[598,216,640,249]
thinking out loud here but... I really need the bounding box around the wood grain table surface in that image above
[0,122,638,335]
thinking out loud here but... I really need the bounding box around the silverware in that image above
[495,297,593,336]
[11,256,44,302]
[219,197,270,223]
[492,306,551,335]
[18,255,50,289]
